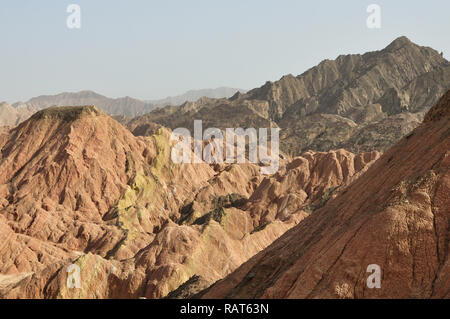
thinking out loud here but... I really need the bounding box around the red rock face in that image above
[200,90,450,299]
[0,105,378,298]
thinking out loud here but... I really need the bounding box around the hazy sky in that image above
[1,0,449,102]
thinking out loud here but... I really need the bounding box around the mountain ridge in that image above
[0,104,380,298]
[1,37,449,299]
[133,36,450,155]
[2,37,449,156]
[0,87,247,125]
[199,90,450,298]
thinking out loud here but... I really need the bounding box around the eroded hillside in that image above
[0,105,379,298]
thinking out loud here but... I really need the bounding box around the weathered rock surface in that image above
[2,36,447,299]
[2,88,245,121]
[0,105,377,298]
[134,37,450,154]
[199,90,450,299]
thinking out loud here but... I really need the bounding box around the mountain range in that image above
[147,87,246,106]
[133,36,450,154]
[0,104,381,298]
[2,37,449,156]
[0,36,448,299]
[0,87,246,125]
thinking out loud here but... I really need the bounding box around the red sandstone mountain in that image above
[200,90,450,299]
[0,105,378,298]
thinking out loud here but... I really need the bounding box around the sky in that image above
[1,0,449,103]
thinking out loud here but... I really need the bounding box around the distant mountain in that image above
[0,87,246,126]
[134,36,450,155]
[0,102,37,127]
[0,104,379,298]
[148,87,246,107]
[1,37,449,299]
[23,91,155,118]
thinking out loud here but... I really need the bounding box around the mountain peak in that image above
[384,36,415,51]
[30,105,103,122]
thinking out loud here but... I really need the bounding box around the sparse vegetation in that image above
[31,105,102,122]
[251,221,270,234]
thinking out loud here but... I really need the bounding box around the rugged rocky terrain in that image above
[0,105,379,298]
[0,37,448,300]
[199,90,450,299]
[2,37,448,154]
[134,37,450,154]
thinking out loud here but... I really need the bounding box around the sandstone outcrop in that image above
[0,106,378,298]
[200,90,450,299]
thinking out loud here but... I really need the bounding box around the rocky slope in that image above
[199,90,450,299]
[0,105,378,298]
[135,37,450,155]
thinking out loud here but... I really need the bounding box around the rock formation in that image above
[1,37,448,300]
[199,90,450,299]
[1,88,246,121]
[0,105,378,298]
[134,37,450,154]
